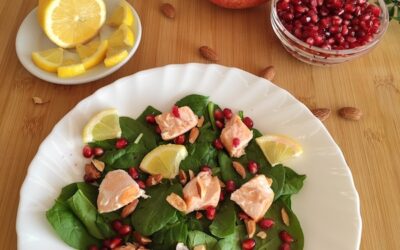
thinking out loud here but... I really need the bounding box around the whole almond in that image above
[146,174,163,187]
[338,107,363,121]
[245,219,256,238]
[160,3,176,19]
[133,232,152,245]
[121,199,139,218]
[166,193,187,212]
[311,108,331,121]
[189,127,200,144]
[91,159,105,172]
[197,116,205,127]
[199,46,219,62]
[281,207,290,226]
[84,163,100,181]
[179,169,188,185]
[232,161,246,179]
[260,66,276,81]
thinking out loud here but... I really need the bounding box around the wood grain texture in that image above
[1,0,400,249]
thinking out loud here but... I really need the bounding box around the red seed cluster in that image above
[205,206,216,220]
[128,167,139,179]
[242,238,256,250]
[276,0,381,49]
[172,105,180,118]
[174,134,186,144]
[115,138,128,149]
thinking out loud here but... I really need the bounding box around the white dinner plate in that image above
[16,64,362,249]
[15,0,142,85]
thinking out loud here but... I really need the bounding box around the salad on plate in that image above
[46,94,306,250]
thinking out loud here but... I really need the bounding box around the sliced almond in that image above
[179,169,188,185]
[195,211,203,219]
[232,161,246,179]
[133,231,152,245]
[188,170,195,180]
[256,231,267,240]
[84,163,100,181]
[115,243,139,250]
[121,199,139,218]
[193,245,206,250]
[189,127,200,144]
[91,159,105,172]
[197,116,205,127]
[32,96,49,104]
[166,193,187,212]
[145,174,163,187]
[281,207,290,226]
[245,219,256,238]
[196,179,206,199]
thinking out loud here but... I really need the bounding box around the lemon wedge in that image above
[38,0,106,48]
[140,144,188,179]
[82,109,122,143]
[107,0,134,27]
[32,48,64,72]
[256,135,303,166]
[57,52,85,78]
[104,47,129,68]
[108,24,135,47]
[76,39,108,69]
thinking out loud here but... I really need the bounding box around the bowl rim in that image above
[270,0,390,55]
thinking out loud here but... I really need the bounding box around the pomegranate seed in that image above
[347,36,357,43]
[295,5,307,13]
[100,247,108,250]
[306,37,314,45]
[108,237,122,249]
[111,220,123,231]
[219,191,225,201]
[232,138,240,148]
[145,114,156,124]
[201,165,212,174]
[279,231,294,243]
[215,120,225,129]
[370,6,381,17]
[205,206,216,220]
[82,145,93,158]
[136,180,146,189]
[84,174,95,183]
[241,238,256,250]
[225,180,236,192]
[174,134,185,144]
[243,117,253,129]
[155,125,161,134]
[213,138,224,150]
[93,147,104,157]
[118,224,132,236]
[247,161,259,174]
[128,167,139,179]
[344,3,355,13]
[223,108,233,119]
[102,239,111,248]
[88,245,99,250]
[258,218,275,229]
[115,138,128,149]
[280,243,291,250]
[214,109,224,121]
[172,105,180,118]
[238,211,250,220]
[283,12,295,21]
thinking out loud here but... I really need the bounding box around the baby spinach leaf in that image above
[176,94,209,116]
[259,165,286,201]
[218,152,244,185]
[216,226,245,250]
[57,183,98,205]
[46,200,100,250]
[187,230,218,249]
[67,190,111,239]
[119,116,157,150]
[151,221,188,250]
[131,183,182,236]
[89,139,117,151]
[209,200,236,238]
[99,142,148,170]
[137,105,161,124]
[245,129,271,170]
[281,167,306,196]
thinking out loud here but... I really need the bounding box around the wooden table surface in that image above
[1,0,399,249]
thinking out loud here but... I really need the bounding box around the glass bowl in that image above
[270,0,389,65]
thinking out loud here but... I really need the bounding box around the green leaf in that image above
[207,102,217,130]
[281,167,306,196]
[216,226,245,250]
[209,200,236,238]
[99,141,148,170]
[218,152,247,185]
[151,221,188,250]
[46,200,100,250]
[238,111,244,119]
[119,116,157,150]
[259,165,285,201]
[57,183,98,205]
[187,230,218,249]
[176,94,209,116]
[89,139,117,151]
[131,183,182,236]
[137,105,162,124]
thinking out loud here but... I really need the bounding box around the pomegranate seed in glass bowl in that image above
[270,0,389,65]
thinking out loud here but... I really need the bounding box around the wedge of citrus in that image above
[57,52,86,78]
[104,47,129,67]
[255,135,303,166]
[32,48,64,72]
[107,0,134,27]
[82,109,121,143]
[38,0,106,48]
[140,144,188,179]
[76,39,108,69]
[108,24,135,47]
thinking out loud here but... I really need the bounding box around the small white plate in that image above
[15,1,142,85]
[17,64,362,250]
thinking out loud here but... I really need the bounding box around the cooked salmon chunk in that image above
[230,175,274,222]
[97,170,145,213]
[220,115,253,158]
[155,106,198,140]
[182,171,221,213]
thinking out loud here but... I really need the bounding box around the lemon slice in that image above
[76,39,109,69]
[256,135,303,166]
[140,144,188,179]
[57,52,86,78]
[104,47,129,67]
[108,24,135,48]
[107,0,134,27]
[32,48,64,72]
[38,0,106,48]
[82,109,122,143]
